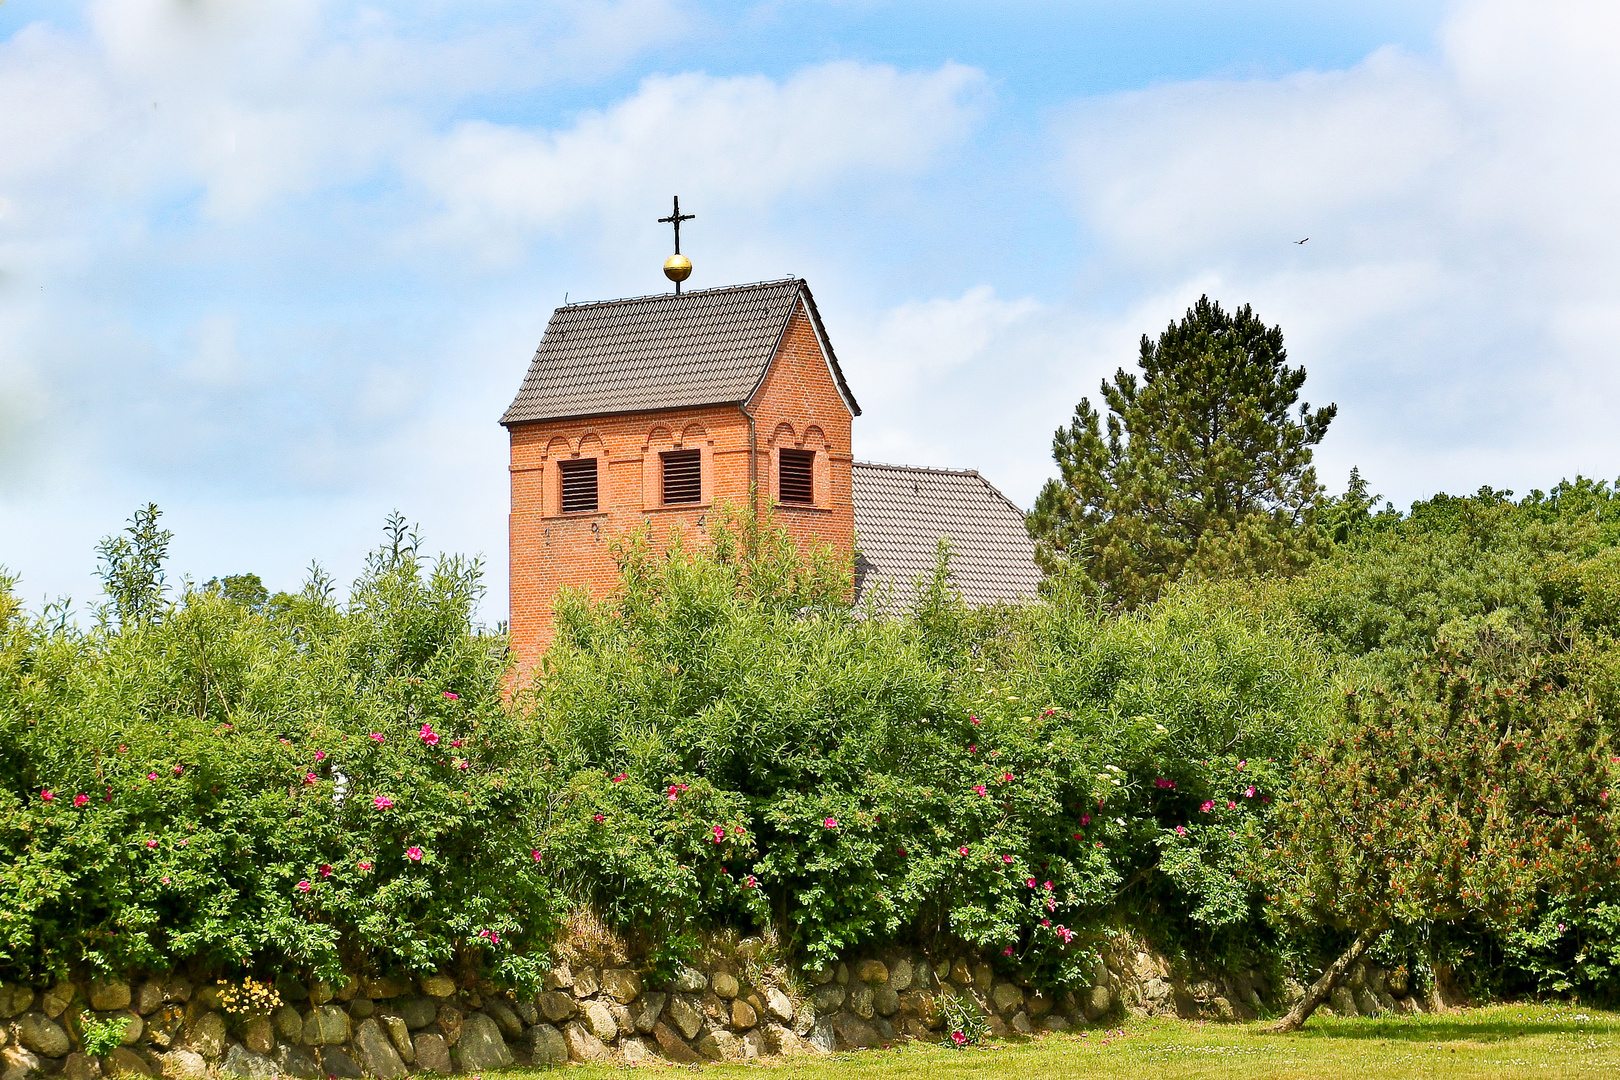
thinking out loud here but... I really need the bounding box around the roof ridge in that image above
[853,460,982,477]
[559,277,801,310]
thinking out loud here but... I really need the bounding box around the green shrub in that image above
[0,516,557,988]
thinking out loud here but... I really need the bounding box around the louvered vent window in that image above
[558,458,598,513]
[778,449,815,504]
[661,449,702,505]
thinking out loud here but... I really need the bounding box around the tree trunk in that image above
[1267,926,1383,1033]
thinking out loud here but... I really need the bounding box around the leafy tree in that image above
[95,504,172,627]
[1259,649,1620,1030]
[1028,296,1336,607]
[205,574,270,613]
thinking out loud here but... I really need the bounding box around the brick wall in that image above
[506,299,855,687]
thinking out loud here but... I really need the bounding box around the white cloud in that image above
[409,61,988,262]
[1046,0,1620,505]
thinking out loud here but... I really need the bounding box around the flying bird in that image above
[1295,238,1309,244]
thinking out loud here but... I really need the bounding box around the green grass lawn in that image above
[486,1004,1620,1078]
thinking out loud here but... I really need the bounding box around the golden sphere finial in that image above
[663,253,692,283]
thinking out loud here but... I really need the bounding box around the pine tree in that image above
[1027,296,1336,606]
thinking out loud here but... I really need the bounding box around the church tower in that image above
[500,277,861,683]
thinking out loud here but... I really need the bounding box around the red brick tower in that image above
[501,278,860,684]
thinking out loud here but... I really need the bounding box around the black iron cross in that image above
[658,195,694,254]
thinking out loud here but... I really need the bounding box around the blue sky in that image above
[2,0,1616,622]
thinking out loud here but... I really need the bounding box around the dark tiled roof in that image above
[852,461,1043,609]
[501,278,859,425]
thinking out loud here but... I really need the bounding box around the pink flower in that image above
[593,814,605,823]
[971,717,982,726]
[1002,772,1014,783]
[823,818,838,829]
[147,773,158,781]
[1002,946,1013,956]
[1081,814,1091,826]
[443,692,459,700]
[973,784,988,797]
[1200,801,1215,812]
[1041,918,1050,927]
[304,773,317,786]
[666,784,688,802]
[1236,760,1246,770]
[612,773,627,782]
[1245,785,1256,798]
[958,846,970,857]
[369,733,385,742]
[531,849,541,862]
[1045,898,1056,911]
[73,794,89,808]
[39,789,52,802]
[712,825,726,842]
[897,847,907,857]
[296,880,312,893]
[1043,881,1053,891]
[419,723,440,746]
[160,876,170,885]
[406,847,423,861]
[967,744,977,753]
[373,796,394,810]
[451,739,463,748]
[950,1031,967,1046]
[179,838,188,846]
[1072,832,1082,840]
[457,761,469,770]
[145,839,157,849]
[358,862,373,872]
[173,764,184,775]
[319,864,332,878]
[279,739,290,746]
[744,875,758,888]
[1154,778,1174,789]
[315,751,326,761]
[1227,801,1237,810]
[1175,825,1187,836]
[1057,927,1075,944]
[1002,855,1014,864]
[1026,877,1036,888]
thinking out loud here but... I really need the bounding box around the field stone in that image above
[764,988,794,1023]
[617,1035,655,1065]
[238,1018,272,1058]
[409,1034,450,1075]
[873,987,900,1017]
[454,1013,513,1071]
[272,1045,319,1080]
[810,985,844,1012]
[526,1024,567,1067]
[665,997,702,1041]
[348,998,374,1021]
[601,969,642,1004]
[581,1001,617,1042]
[270,1007,301,1044]
[103,1012,145,1050]
[2,1046,43,1080]
[1356,988,1381,1017]
[731,1001,757,1030]
[434,1004,463,1047]
[1330,985,1358,1017]
[159,984,190,1007]
[1011,1012,1033,1034]
[483,1001,523,1040]
[155,1050,208,1080]
[670,967,705,993]
[377,1016,412,1065]
[651,1024,699,1064]
[351,1019,407,1080]
[331,976,359,1005]
[711,973,739,1000]
[307,982,332,1008]
[106,1048,153,1079]
[19,1014,73,1058]
[950,960,971,986]
[836,964,849,986]
[184,1013,227,1061]
[42,985,75,1020]
[697,1030,740,1062]
[972,964,994,992]
[1083,985,1111,1021]
[888,960,914,993]
[0,987,36,1019]
[130,987,162,1020]
[992,983,1024,1015]
[805,967,833,987]
[1026,993,1053,1019]
[572,968,600,998]
[1041,1014,1070,1032]
[631,992,665,1034]
[361,978,410,1002]
[855,960,889,985]
[396,997,437,1031]
[194,988,223,1011]
[537,993,575,1024]
[832,1013,881,1049]
[218,1046,276,1080]
[62,1053,100,1080]
[318,1046,363,1079]
[512,999,538,1026]
[417,977,454,1000]
[742,1029,767,1060]
[847,986,874,1020]
[562,1023,608,1064]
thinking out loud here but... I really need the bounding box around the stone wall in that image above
[0,937,1429,1078]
